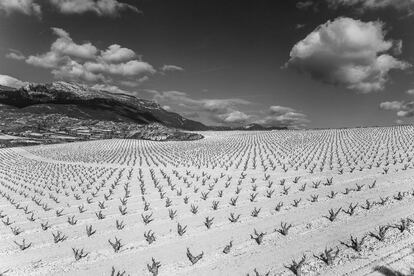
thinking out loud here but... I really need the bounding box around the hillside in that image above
[0,104,204,147]
[0,81,208,131]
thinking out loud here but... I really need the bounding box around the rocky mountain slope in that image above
[0,105,204,148]
[0,81,208,131]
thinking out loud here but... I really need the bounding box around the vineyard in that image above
[1,126,414,275]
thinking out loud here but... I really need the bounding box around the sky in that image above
[0,0,414,128]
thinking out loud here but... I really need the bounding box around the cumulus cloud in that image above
[52,60,105,82]
[26,27,98,68]
[19,27,155,85]
[146,89,308,127]
[149,90,308,127]
[380,100,414,118]
[255,105,309,128]
[217,110,252,124]
[26,51,63,69]
[149,90,251,125]
[286,17,410,93]
[379,101,404,111]
[0,0,41,17]
[84,60,155,76]
[49,27,98,59]
[48,0,139,16]
[0,74,28,88]
[101,44,136,63]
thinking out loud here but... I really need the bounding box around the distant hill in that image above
[0,81,208,131]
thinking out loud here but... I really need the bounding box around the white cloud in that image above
[48,0,139,16]
[20,27,155,85]
[150,90,251,125]
[108,60,154,76]
[138,75,149,83]
[101,44,136,63]
[379,101,404,110]
[84,60,155,76]
[26,27,97,68]
[91,83,128,94]
[255,106,309,128]
[269,105,296,115]
[6,51,26,60]
[218,110,252,124]
[0,0,41,17]
[152,91,249,111]
[160,65,184,72]
[287,17,410,93]
[202,98,250,113]
[0,74,28,88]
[50,27,98,59]
[148,90,308,127]
[26,51,63,68]
[380,100,414,118]
[52,60,104,82]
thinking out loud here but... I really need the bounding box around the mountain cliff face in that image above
[0,81,208,131]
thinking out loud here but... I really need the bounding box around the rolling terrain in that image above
[1,127,414,275]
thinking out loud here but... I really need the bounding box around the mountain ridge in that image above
[0,81,208,131]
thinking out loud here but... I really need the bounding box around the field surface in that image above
[1,126,414,276]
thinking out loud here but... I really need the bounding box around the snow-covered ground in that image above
[1,126,414,275]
